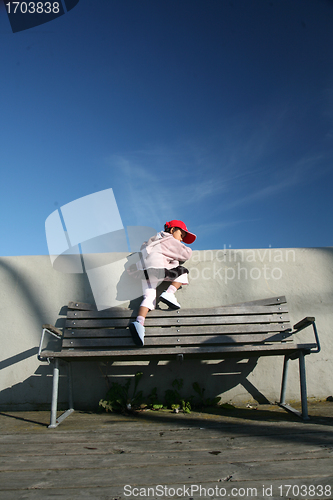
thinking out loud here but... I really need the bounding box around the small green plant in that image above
[179,399,192,413]
[99,371,144,413]
[165,378,192,413]
[99,374,221,415]
[192,381,221,408]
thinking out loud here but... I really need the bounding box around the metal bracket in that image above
[176,353,184,363]
[38,327,62,362]
[293,317,321,353]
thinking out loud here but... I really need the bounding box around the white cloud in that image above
[105,108,331,231]
[106,147,228,227]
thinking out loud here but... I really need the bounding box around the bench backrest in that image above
[60,296,294,358]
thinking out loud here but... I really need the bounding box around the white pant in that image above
[140,273,188,310]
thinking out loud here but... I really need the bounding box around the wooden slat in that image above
[65,313,290,329]
[63,323,291,338]
[158,302,289,316]
[41,342,318,359]
[63,337,135,348]
[67,296,287,313]
[68,308,134,319]
[227,295,287,307]
[66,303,289,319]
[66,318,132,328]
[145,332,288,345]
[63,328,131,338]
[62,332,289,349]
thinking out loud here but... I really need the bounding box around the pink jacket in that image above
[137,231,192,271]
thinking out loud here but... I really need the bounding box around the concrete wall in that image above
[0,248,332,411]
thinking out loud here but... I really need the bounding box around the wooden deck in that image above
[0,402,332,499]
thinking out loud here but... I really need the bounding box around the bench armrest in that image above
[293,317,315,331]
[293,317,320,353]
[38,324,62,361]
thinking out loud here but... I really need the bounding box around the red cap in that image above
[164,220,196,244]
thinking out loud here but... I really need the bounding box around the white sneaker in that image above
[129,321,145,347]
[159,291,181,309]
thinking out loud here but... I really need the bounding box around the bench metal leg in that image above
[49,359,60,428]
[299,351,309,420]
[278,352,310,421]
[280,355,289,406]
[48,359,75,429]
[68,361,74,411]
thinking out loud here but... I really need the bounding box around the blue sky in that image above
[1,0,333,256]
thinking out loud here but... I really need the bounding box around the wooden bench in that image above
[38,295,320,428]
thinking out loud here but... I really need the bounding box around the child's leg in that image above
[159,273,188,309]
[137,278,158,323]
[136,306,149,325]
[165,282,182,294]
[166,273,189,292]
[173,273,189,285]
[129,278,158,347]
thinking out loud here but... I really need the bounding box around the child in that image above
[129,220,196,347]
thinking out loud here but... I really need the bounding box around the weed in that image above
[99,371,144,413]
[99,374,220,415]
[165,379,193,413]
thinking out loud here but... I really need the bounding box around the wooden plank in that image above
[68,306,134,318]
[66,303,289,319]
[62,332,288,349]
[294,317,315,330]
[65,313,290,329]
[0,447,330,471]
[43,342,317,358]
[63,323,292,338]
[0,458,331,491]
[1,424,331,445]
[66,317,132,328]
[227,295,287,307]
[63,328,132,338]
[145,332,288,345]
[67,296,287,313]
[62,337,135,348]
[154,302,289,316]
[1,423,331,447]
[63,329,290,341]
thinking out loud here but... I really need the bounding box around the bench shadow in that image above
[100,356,266,401]
[0,412,49,427]
[0,357,267,416]
[0,347,39,370]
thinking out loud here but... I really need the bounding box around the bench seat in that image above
[38,295,320,427]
